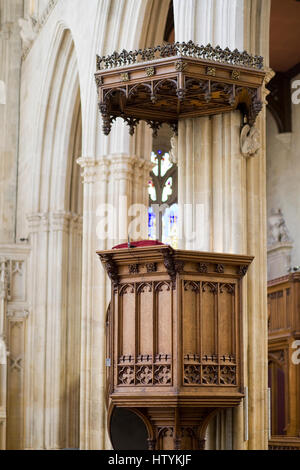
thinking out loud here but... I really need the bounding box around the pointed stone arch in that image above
[25,25,83,450]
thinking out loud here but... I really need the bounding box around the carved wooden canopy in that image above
[95,41,265,136]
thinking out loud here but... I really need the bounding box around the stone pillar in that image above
[42,211,82,449]
[0,1,28,447]
[24,214,49,449]
[78,152,152,449]
[0,0,23,243]
[65,214,83,448]
[77,157,110,450]
[24,211,82,449]
[173,0,270,450]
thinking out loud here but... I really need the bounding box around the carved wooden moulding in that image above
[95,41,265,136]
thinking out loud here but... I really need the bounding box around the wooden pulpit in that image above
[98,244,253,450]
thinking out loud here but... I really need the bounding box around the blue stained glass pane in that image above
[148,206,156,240]
[162,203,178,248]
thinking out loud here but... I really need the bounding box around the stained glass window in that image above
[148,150,178,248]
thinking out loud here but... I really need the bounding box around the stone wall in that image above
[267,74,300,272]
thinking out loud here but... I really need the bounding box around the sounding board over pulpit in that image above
[98,244,253,450]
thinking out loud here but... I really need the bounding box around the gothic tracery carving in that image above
[220,365,236,385]
[202,365,218,385]
[184,365,201,384]
[154,365,172,385]
[118,366,134,385]
[96,41,263,71]
[146,263,157,273]
[136,365,153,385]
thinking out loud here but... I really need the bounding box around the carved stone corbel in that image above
[240,124,260,158]
[18,16,38,52]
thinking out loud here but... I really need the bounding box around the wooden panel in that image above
[155,281,172,356]
[137,283,153,357]
[201,283,217,357]
[218,284,235,357]
[119,284,135,357]
[182,281,199,355]
[269,290,285,331]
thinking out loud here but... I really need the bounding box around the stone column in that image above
[44,211,74,449]
[24,211,82,450]
[77,157,110,450]
[24,214,49,449]
[78,151,152,449]
[65,214,83,449]
[0,0,23,243]
[173,0,270,450]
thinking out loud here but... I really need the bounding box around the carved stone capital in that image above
[110,155,136,181]
[27,212,50,233]
[96,158,111,183]
[141,160,155,185]
[7,310,29,320]
[131,158,144,182]
[50,212,72,233]
[69,214,83,234]
[76,157,99,184]
[26,213,43,233]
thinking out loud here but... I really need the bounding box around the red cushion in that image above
[112,240,165,249]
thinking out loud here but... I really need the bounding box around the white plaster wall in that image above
[267,73,300,268]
